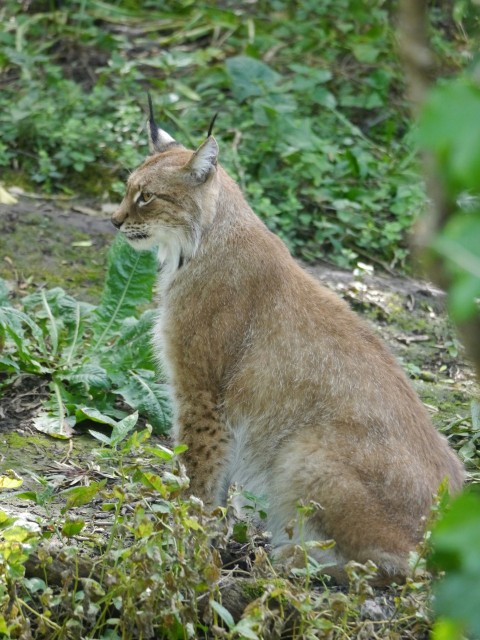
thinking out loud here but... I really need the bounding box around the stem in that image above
[397,0,480,380]
[41,289,59,357]
[92,253,142,352]
[52,379,71,438]
[16,597,62,631]
[65,301,81,366]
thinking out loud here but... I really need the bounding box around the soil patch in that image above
[0,194,114,302]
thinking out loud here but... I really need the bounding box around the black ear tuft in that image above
[146,93,178,153]
[207,112,219,138]
[147,92,160,148]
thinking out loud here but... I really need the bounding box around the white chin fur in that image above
[124,235,157,251]
[122,225,199,275]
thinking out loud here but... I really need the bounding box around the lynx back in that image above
[112,107,463,585]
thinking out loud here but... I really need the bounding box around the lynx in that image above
[111,101,463,584]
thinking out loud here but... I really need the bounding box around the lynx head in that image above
[112,98,219,263]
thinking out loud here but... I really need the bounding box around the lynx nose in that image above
[111,206,127,229]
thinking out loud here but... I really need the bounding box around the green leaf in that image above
[431,619,465,640]
[110,411,138,446]
[75,406,119,428]
[0,354,20,373]
[418,79,480,192]
[108,309,156,371]
[89,412,138,446]
[62,362,110,390]
[22,288,92,351]
[0,614,8,634]
[0,305,46,357]
[0,278,9,304]
[173,443,188,455]
[225,55,281,102]
[471,400,480,432]
[24,577,47,593]
[432,212,480,322]
[16,491,40,503]
[184,517,203,531]
[145,444,175,461]
[33,413,75,439]
[115,369,171,433]
[2,526,33,543]
[63,299,93,365]
[351,42,380,63]
[93,235,156,347]
[33,381,74,438]
[61,480,106,512]
[0,510,17,529]
[430,490,480,637]
[0,470,23,490]
[40,288,59,356]
[62,518,85,537]
[135,471,167,495]
[231,618,261,639]
[89,430,113,445]
[210,599,235,629]
[447,274,480,323]
[232,521,249,543]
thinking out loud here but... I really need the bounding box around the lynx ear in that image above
[147,93,177,153]
[184,137,219,183]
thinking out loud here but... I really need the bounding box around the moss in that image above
[414,379,471,429]
[2,164,117,198]
[1,171,36,193]
[1,430,62,474]
[241,581,264,600]
[3,431,27,448]
[68,166,117,198]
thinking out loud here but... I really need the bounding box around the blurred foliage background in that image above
[0,0,474,269]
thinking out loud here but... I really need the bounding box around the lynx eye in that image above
[137,191,154,206]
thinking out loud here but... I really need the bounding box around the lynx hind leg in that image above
[269,507,409,586]
[268,437,414,585]
[273,542,407,586]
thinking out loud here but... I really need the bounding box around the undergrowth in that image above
[0,0,472,268]
[0,425,437,640]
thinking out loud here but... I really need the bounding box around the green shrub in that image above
[1,0,460,268]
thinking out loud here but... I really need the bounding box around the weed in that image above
[0,236,169,435]
[0,433,229,638]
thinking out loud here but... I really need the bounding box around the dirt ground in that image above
[0,193,113,301]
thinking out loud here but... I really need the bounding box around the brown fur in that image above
[112,125,464,584]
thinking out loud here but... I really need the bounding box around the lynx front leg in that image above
[173,391,230,507]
